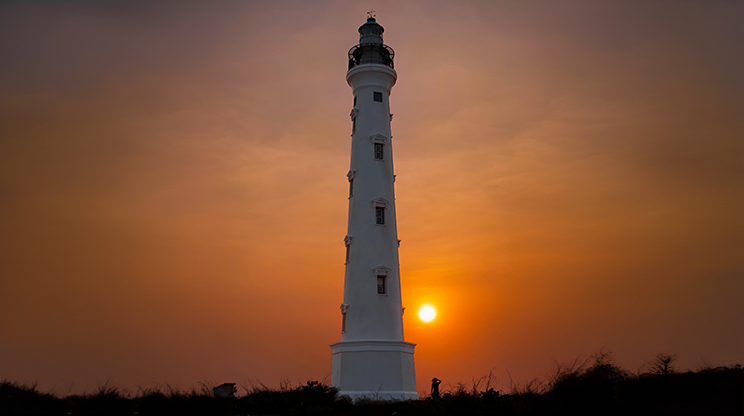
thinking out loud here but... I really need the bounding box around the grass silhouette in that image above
[2,351,742,415]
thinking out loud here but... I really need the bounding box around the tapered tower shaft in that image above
[330,17,417,402]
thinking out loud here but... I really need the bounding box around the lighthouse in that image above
[330,16,418,401]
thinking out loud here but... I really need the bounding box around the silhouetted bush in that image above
[0,381,61,416]
[2,356,742,415]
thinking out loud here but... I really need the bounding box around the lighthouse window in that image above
[342,312,347,333]
[374,92,383,102]
[354,96,357,106]
[377,275,387,294]
[349,178,354,198]
[376,207,385,224]
[345,244,350,264]
[374,143,384,160]
[352,118,356,133]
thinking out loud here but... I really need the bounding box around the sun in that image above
[418,304,437,323]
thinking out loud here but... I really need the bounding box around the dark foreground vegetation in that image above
[2,352,742,415]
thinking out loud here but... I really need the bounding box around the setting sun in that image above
[418,304,437,323]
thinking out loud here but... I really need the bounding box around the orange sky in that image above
[1,0,742,396]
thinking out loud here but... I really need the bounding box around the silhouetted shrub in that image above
[643,353,679,375]
[0,380,61,416]
[2,357,742,415]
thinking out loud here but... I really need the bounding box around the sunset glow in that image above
[418,305,437,323]
[0,0,741,398]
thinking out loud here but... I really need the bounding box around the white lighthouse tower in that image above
[330,16,418,401]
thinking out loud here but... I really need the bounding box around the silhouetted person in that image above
[431,377,442,399]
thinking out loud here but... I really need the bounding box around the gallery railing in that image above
[348,44,395,70]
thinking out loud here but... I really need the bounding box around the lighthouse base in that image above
[330,340,418,402]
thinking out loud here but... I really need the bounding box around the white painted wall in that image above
[342,64,403,342]
[331,340,418,401]
[330,38,418,399]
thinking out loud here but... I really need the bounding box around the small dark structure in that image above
[212,383,237,398]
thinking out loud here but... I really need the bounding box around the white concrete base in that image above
[330,340,418,402]
[335,390,419,402]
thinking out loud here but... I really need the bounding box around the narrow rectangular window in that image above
[345,244,350,264]
[374,91,383,102]
[349,178,354,198]
[374,143,383,160]
[377,276,386,294]
[376,207,385,225]
[354,96,357,106]
[342,312,347,333]
[352,118,356,133]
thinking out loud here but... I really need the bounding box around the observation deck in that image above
[348,44,395,70]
